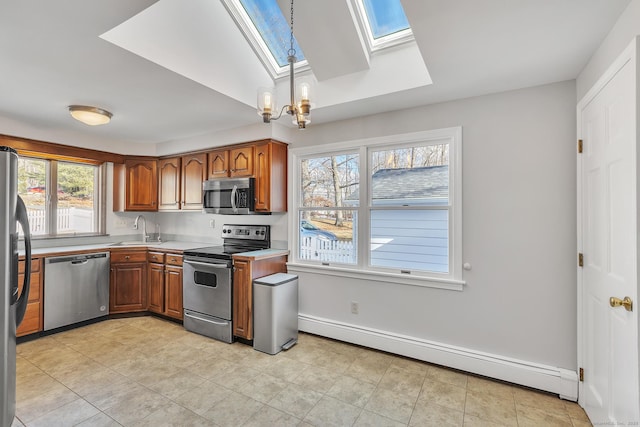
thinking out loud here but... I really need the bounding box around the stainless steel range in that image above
[182,224,270,343]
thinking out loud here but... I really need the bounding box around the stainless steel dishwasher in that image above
[44,252,110,331]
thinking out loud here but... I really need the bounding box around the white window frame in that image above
[349,0,414,54]
[288,127,464,291]
[221,0,310,79]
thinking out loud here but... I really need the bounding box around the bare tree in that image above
[331,156,344,226]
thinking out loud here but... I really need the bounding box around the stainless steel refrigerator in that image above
[1,146,32,426]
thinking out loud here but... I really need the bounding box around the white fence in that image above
[300,237,356,263]
[27,207,93,234]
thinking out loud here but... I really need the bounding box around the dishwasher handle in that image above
[46,252,109,265]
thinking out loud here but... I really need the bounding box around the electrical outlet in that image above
[350,301,359,315]
[209,219,215,228]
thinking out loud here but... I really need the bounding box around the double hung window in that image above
[292,128,462,285]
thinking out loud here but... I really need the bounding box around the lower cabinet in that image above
[17,257,42,337]
[109,250,148,313]
[147,251,183,320]
[232,254,288,340]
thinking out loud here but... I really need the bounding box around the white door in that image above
[579,40,639,424]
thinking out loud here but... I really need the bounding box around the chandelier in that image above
[257,0,311,129]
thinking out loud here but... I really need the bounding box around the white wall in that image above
[291,81,578,373]
[577,0,640,100]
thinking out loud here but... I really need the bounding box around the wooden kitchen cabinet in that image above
[232,253,288,340]
[16,258,42,337]
[146,251,183,320]
[113,158,158,211]
[147,260,165,314]
[207,149,229,179]
[254,141,287,212]
[181,153,207,210]
[207,146,254,178]
[158,157,181,211]
[110,250,147,313]
[229,146,254,177]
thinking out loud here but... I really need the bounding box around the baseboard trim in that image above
[298,314,578,401]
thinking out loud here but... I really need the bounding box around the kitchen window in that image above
[290,127,462,288]
[18,156,105,237]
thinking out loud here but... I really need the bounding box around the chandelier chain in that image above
[288,0,295,58]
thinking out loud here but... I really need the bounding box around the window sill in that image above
[286,262,465,291]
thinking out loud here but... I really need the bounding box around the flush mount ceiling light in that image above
[257,0,312,129]
[68,105,113,126]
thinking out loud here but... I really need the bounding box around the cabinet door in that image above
[181,153,207,210]
[254,142,271,212]
[232,259,252,339]
[16,259,42,337]
[110,263,147,313]
[207,150,229,179]
[125,159,158,211]
[148,262,165,314]
[254,141,287,212]
[158,157,181,211]
[230,147,254,177]
[164,265,183,320]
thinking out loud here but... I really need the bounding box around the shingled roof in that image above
[347,165,448,201]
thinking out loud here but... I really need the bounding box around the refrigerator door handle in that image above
[14,195,31,327]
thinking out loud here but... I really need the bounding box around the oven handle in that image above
[184,260,231,269]
[185,311,229,326]
[231,184,238,212]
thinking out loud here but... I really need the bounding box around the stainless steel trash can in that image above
[253,273,298,355]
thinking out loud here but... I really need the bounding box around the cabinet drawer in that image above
[110,251,147,263]
[18,258,40,274]
[16,301,41,337]
[147,251,165,263]
[18,271,41,302]
[166,254,183,266]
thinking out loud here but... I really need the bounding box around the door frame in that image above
[576,36,639,409]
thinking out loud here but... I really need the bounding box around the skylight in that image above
[362,0,410,39]
[223,0,306,77]
[355,0,412,51]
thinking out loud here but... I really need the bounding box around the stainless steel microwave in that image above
[203,177,256,214]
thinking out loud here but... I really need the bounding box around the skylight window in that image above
[224,0,306,77]
[362,0,410,39]
[355,0,413,51]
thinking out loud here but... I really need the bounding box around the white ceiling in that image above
[0,0,631,146]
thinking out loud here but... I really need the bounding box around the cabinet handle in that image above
[151,256,157,260]
[124,256,130,260]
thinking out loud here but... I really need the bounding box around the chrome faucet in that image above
[133,215,149,242]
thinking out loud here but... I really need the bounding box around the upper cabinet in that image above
[114,158,158,211]
[158,153,206,211]
[158,157,181,211]
[207,146,254,179]
[254,141,287,212]
[230,146,254,177]
[181,153,207,210]
[115,140,287,213]
[207,149,229,179]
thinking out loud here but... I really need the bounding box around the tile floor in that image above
[13,316,592,427]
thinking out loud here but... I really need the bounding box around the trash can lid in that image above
[254,272,298,286]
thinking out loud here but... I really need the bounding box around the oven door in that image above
[183,258,232,320]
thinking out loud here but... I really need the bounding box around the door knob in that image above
[609,296,633,312]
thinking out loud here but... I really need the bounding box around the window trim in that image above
[289,127,463,290]
[350,0,414,54]
[221,0,310,79]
